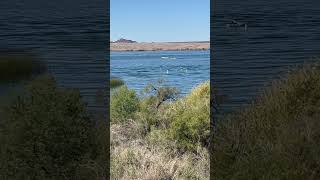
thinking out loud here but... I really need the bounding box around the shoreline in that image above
[110,42,210,52]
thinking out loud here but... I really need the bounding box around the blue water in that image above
[213,0,320,113]
[0,0,108,116]
[111,50,209,95]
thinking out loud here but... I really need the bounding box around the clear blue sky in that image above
[111,0,209,42]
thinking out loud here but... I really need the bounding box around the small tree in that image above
[135,81,180,134]
[142,80,180,109]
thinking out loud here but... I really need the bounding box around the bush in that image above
[135,96,159,135]
[212,64,320,179]
[169,81,210,151]
[0,51,46,83]
[136,82,180,134]
[0,75,99,180]
[111,85,139,123]
[110,81,210,179]
[110,77,124,89]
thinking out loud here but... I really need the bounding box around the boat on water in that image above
[161,56,177,60]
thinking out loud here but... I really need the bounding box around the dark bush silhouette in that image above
[0,75,102,179]
[0,51,46,82]
[212,63,320,179]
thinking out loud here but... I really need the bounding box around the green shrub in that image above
[135,96,159,135]
[169,81,210,151]
[111,85,139,123]
[110,82,210,179]
[136,82,179,134]
[212,63,320,179]
[0,75,100,180]
[0,51,46,82]
[110,77,124,89]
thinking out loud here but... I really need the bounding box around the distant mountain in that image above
[113,38,137,43]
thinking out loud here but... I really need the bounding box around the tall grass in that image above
[212,63,320,179]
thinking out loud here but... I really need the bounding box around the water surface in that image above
[0,0,108,116]
[111,50,209,95]
[213,0,320,113]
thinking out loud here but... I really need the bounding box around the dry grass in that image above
[111,121,209,180]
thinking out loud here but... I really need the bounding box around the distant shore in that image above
[110,41,210,52]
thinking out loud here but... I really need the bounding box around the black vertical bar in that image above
[210,0,216,178]
[106,0,110,178]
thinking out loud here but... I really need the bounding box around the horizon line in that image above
[111,40,210,43]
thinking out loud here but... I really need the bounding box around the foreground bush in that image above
[110,81,210,179]
[111,85,139,123]
[110,81,210,151]
[169,81,210,151]
[212,64,320,179]
[0,75,102,179]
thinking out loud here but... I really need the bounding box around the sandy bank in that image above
[110,42,210,51]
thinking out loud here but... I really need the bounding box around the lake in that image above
[111,50,209,96]
[0,0,108,117]
[213,0,320,114]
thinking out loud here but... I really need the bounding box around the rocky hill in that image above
[113,38,137,43]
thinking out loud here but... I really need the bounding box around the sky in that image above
[111,0,209,42]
